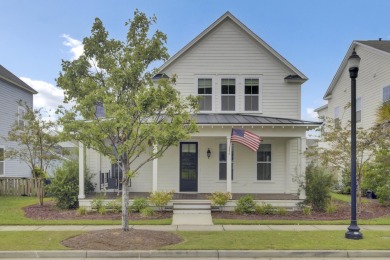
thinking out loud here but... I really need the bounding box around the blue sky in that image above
[1,0,390,121]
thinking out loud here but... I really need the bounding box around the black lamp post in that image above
[345,49,363,240]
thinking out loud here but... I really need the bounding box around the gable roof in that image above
[158,12,307,81]
[0,65,38,94]
[323,40,390,99]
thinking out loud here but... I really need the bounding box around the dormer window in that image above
[198,78,212,111]
[221,78,235,111]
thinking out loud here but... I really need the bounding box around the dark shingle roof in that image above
[356,40,390,54]
[195,114,321,125]
[0,65,38,94]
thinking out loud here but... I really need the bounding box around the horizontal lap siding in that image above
[0,80,33,177]
[162,19,301,119]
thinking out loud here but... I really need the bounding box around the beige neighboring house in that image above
[0,65,37,178]
[315,40,390,128]
[78,12,320,208]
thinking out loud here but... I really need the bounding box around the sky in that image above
[1,0,390,121]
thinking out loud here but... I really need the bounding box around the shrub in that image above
[148,190,174,212]
[46,160,77,209]
[97,206,107,215]
[208,192,231,212]
[235,195,256,214]
[91,195,105,212]
[304,163,336,212]
[77,206,87,215]
[106,198,121,213]
[140,207,154,217]
[326,200,338,214]
[255,203,276,215]
[277,207,287,216]
[129,197,149,213]
[302,205,312,215]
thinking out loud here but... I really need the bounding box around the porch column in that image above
[299,137,307,200]
[226,137,232,193]
[78,141,85,199]
[285,139,291,193]
[152,145,158,192]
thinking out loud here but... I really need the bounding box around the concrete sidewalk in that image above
[1,224,390,231]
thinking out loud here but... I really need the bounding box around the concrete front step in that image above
[173,209,211,214]
[173,201,211,211]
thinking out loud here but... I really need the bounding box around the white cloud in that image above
[62,34,84,60]
[305,107,319,121]
[20,77,67,121]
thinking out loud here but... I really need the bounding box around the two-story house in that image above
[315,40,390,128]
[78,12,320,207]
[0,65,37,178]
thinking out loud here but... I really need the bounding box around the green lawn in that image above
[330,192,370,204]
[166,231,390,250]
[3,230,390,250]
[0,231,83,250]
[0,196,171,225]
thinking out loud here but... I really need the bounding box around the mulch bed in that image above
[61,229,182,251]
[23,201,172,221]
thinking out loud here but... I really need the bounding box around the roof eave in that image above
[0,75,38,94]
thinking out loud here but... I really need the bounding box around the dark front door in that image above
[180,142,198,192]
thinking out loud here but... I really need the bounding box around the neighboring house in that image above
[0,65,38,178]
[78,12,320,207]
[315,40,390,129]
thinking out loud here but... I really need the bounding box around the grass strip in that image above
[0,231,83,250]
[166,230,390,250]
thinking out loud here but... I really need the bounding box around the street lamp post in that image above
[345,49,363,240]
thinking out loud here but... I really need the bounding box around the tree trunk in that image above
[36,178,44,206]
[121,164,130,231]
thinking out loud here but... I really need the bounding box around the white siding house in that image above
[315,40,390,129]
[0,65,37,178]
[79,12,320,206]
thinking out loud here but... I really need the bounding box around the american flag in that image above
[231,128,261,152]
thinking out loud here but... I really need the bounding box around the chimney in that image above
[379,38,382,41]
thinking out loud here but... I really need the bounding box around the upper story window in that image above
[383,85,390,103]
[18,106,26,127]
[244,78,259,111]
[257,144,271,180]
[0,147,4,176]
[356,97,362,123]
[198,78,212,111]
[334,106,340,128]
[221,78,236,111]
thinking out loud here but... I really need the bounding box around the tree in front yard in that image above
[56,10,198,231]
[3,103,62,205]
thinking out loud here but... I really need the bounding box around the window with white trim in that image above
[334,106,340,128]
[0,147,4,176]
[198,78,212,111]
[383,85,390,103]
[18,106,26,127]
[356,97,362,123]
[244,78,259,111]
[257,144,271,180]
[221,78,235,111]
[219,144,233,180]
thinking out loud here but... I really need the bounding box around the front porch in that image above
[78,192,301,211]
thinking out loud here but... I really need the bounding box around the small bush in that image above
[129,197,149,213]
[140,207,154,217]
[277,207,287,216]
[235,195,256,214]
[208,192,231,212]
[302,205,312,215]
[91,195,105,212]
[326,200,338,214]
[106,198,121,213]
[97,206,107,215]
[255,203,276,215]
[77,206,87,216]
[148,190,174,212]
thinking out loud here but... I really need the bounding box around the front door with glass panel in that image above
[180,142,198,192]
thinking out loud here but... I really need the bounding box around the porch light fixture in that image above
[207,148,211,159]
[345,48,363,240]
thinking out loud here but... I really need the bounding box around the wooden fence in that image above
[0,178,38,196]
